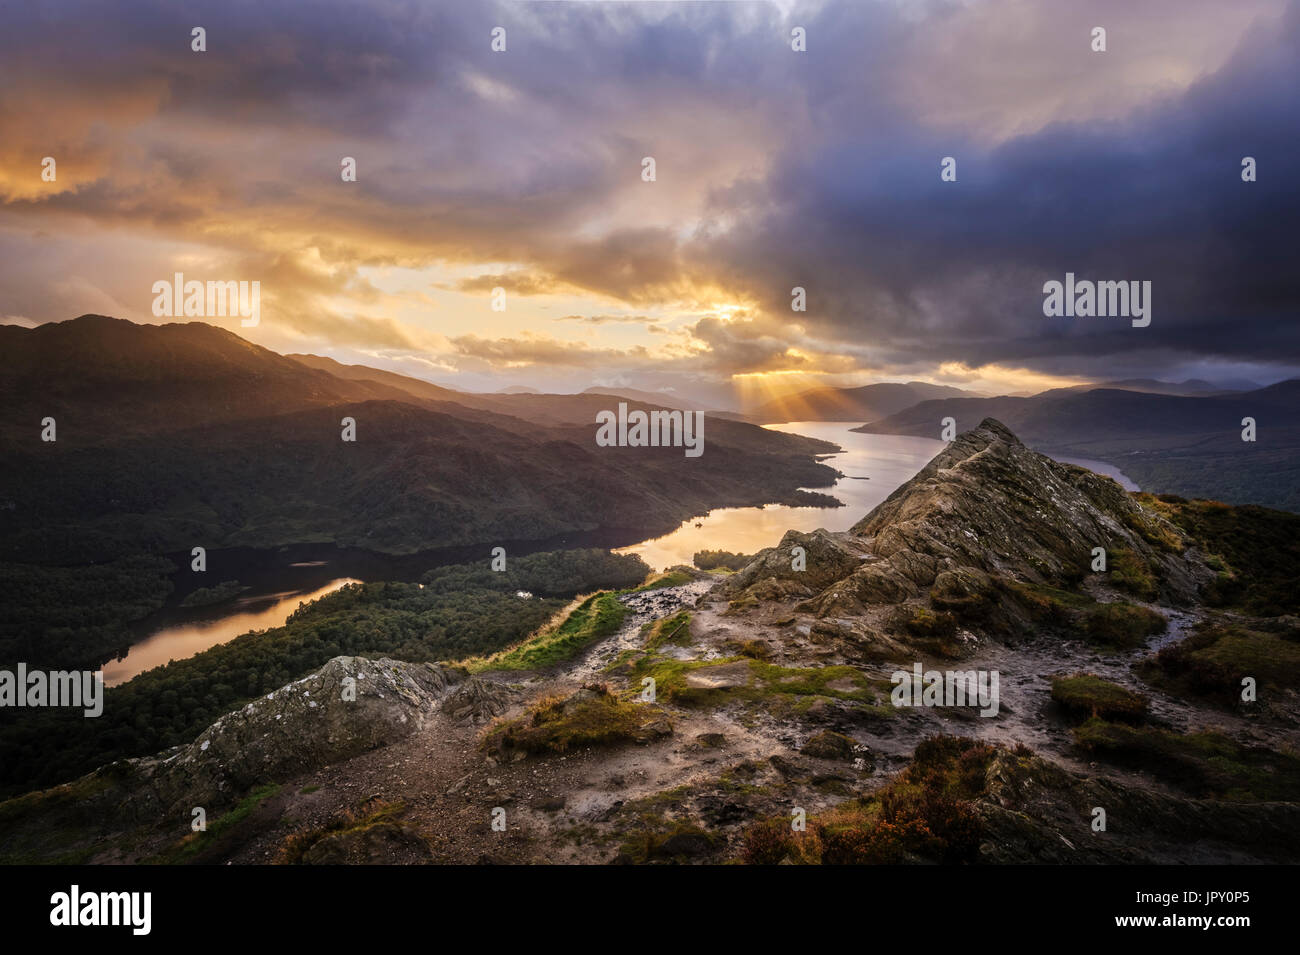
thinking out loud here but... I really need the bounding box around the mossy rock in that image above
[1083,602,1167,650]
[1050,674,1148,723]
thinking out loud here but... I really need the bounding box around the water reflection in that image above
[616,423,947,571]
[102,578,359,687]
[105,424,1138,682]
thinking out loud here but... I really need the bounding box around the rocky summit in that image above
[3,420,1297,865]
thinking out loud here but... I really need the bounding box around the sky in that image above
[1,0,1298,408]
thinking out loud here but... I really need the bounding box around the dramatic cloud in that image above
[1,0,1297,398]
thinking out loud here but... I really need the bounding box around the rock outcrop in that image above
[717,528,866,602]
[717,419,1207,620]
[8,657,468,837]
[974,750,1300,864]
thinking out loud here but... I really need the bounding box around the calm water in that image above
[616,424,946,570]
[105,423,1137,682]
[616,425,1141,570]
[102,579,360,687]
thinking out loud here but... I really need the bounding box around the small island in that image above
[179,580,247,609]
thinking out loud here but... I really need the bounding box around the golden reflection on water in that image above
[616,423,946,571]
[101,578,359,687]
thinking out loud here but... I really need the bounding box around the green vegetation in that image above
[1148,496,1300,615]
[624,653,882,710]
[274,799,416,865]
[1073,719,1300,801]
[642,612,693,652]
[149,784,281,864]
[619,822,719,864]
[692,549,752,572]
[0,771,120,864]
[0,549,645,800]
[479,592,628,671]
[1002,580,1165,649]
[725,638,772,661]
[632,569,695,591]
[1108,547,1157,600]
[741,735,1003,864]
[1121,504,1184,554]
[886,604,962,655]
[928,573,996,622]
[0,555,175,669]
[1083,602,1167,649]
[888,605,958,640]
[423,547,648,597]
[1138,621,1300,706]
[1003,579,1093,628]
[179,580,246,608]
[1050,674,1149,723]
[482,684,669,756]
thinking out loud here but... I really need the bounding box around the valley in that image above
[3,419,1295,865]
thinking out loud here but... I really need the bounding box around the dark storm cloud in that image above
[697,1,1300,377]
[1,0,1297,384]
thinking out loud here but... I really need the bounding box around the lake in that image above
[616,423,947,570]
[104,422,1138,683]
[102,578,361,687]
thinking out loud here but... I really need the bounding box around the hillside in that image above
[0,316,838,562]
[0,316,840,682]
[0,398,838,566]
[581,386,708,411]
[853,383,1300,511]
[1032,378,1252,399]
[0,316,420,444]
[288,353,467,403]
[5,419,1296,865]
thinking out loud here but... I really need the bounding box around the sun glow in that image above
[730,369,827,409]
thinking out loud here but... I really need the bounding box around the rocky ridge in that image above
[2,419,1295,865]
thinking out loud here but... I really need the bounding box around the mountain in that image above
[0,316,421,444]
[853,383,1300,511]
[288,353,466,402]
[0,317,840,565]
[5,419,1297,865]
[581,386,707,411]
[0,316,840,681]
[293,353,756,427]
[750,381,975,423]
[1033,378,1249,399]
[721,418,1204,623]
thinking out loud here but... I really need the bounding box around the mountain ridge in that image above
[852,384,1300,511]
[4,417,1296,865]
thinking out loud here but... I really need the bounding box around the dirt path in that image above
[224,576,1296,864]
[228,580,721,864]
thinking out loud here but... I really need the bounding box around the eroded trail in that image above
[565,580,714,684]
[141,427,1300,865]
[208,552,1297,868]
[18,420,1298,867]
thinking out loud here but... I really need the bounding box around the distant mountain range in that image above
[0,316,839,566]
[581,386,706,411]
[750,381,976,423]
[749,377,1262,425]
[853,383,1300,511]
[1033,378,1259,399]
[8,417,1299,863]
